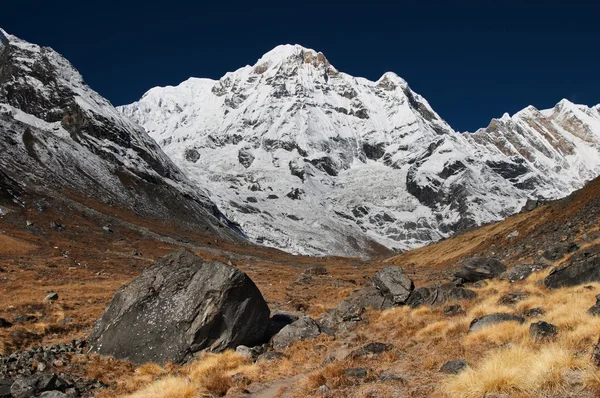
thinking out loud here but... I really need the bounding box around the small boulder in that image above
[523,307,545,318]
[0,318,12,328]
[469,313,525,333]
[271,316,321,349]
[88,250,270,364]
[529,321,558,341]
[497,291,529,306]
[345,286,393,311]
[444,304,464,316]
[267,310,300,338]
[454,258,506,282]
[38,393,68,398]
[347,342,394,360]
[373,267,414,305]
[439,359,469,374]
[257,351,286,362]
[406,285,476,309]
[303,265,327,276]
[235,345,265,362]
[344,367,370,379]
[502,264,546,283]
[43,292,59,302]
[592,338,600,367]
[545,251,600,289]
[10,374,66,398]
[588,294,600,316]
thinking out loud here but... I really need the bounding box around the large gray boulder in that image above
[544,250,600,289]
[373,267,414,305]
[455,258,506,282]
[88,250,270,364]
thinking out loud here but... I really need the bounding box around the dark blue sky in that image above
[1,0,598,131]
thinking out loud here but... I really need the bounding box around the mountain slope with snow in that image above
[120,44,600,256]
[0,29,242,241]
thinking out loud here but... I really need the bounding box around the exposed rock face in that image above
[469,313,525,332]
[0,29,241,242]
[121,43,600,257]
[88,250,270,364]
[455,258,507,282]
[544,248,600,289]
[372,267,414,305]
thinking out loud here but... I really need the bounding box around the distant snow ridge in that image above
[120,44,600,257]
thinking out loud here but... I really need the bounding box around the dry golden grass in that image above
[99,351,256,398]
[437,279,600,397]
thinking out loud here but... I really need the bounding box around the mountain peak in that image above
[253,44,331,72]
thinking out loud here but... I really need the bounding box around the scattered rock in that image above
[49,221,66,231]
[271,316,321,349]
[443,304,464,316]
[347,342,394,359]
[373,267,414,305]
[588,294,600,316]
[88,250,270,364]
[10,374,66,398]
[235,345,265,362]
[378,372,405,383]
[257,351,286,362]
[472,280,488,288]
[522,307,545,318]
[497,291,529,306]
[592,338,600,367]
[505,230,519,241]
[406,283,476,309]
[344,367,369,379]
[294,274,312,284]
[0,319,12,329]
[43,292,59,302]
[439,359,469,374]
[317,384,329,394]
[545,249,600,289]
[454,258,506,282]
[12,315,37,324]
[530,321,558,341]
[542,242,578,262]
[267,310,300,338]
[38,392,68,398]
[303,266,327,276]
[101,226,113,233]
[469,313,525,333]
[502,264,547,283]
[344,286,393,311]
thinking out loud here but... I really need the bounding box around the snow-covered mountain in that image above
[0,29,242,241]
[120,44,600,257]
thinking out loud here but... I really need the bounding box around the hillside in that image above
[1,165,600,397]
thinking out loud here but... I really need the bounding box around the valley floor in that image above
[2,176,600,397]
